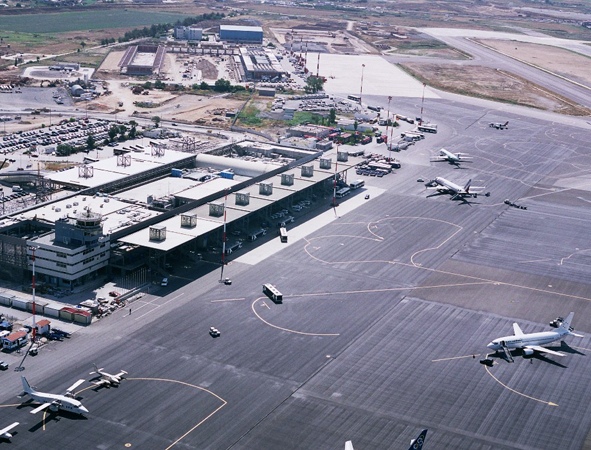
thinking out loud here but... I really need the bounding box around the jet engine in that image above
[522,348,534,356]
[49,403,60,412]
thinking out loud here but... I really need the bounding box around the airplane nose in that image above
[81,406,89,413]
[487,342,495,349]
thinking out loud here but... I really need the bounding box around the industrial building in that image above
[174,26,203,41]
[0,139,362,290]
[119,45,166,76]
[220,25,264,44]
[237,47,285,81]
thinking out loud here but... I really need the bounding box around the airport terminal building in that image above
[0,140,361,290]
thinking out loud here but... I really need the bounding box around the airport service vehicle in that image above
[489,120,509,129]
[90,364,128,387]
[263,284,283,304]
[430,148,472,167]
[336,187,351,198]
[51,328,71,338]
[486,312,583,363]
[0,422,18,440]
[349,179,365,190]
[279,227,288,243]
[0,361,8,370]
[417,123,437,133]
[209,327,220,337]
[19,376,89,415]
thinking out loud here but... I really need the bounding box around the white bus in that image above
[263,284,283,303]
[279,227,288,243]
[336,187,351,198]
[417,123,438,133]
[349,179,365,190]
[347,95,361,103]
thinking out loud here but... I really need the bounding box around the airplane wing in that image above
[525,345,565,357]
[30,402,52,415]
[92,379,111,387]
[115,370,128,378]
[513,323,524,336]
[345,441,354,450]
[65,379,86,395]
[0,422,18,435]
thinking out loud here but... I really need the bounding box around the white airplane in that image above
[431,148,472,167]
[489,120,509,130]
[487,312,583,362]
[345,429,428,450]
[19,376,88,415]
[90,364,128,387]
[0,422,18,440]
[426,177,487,201]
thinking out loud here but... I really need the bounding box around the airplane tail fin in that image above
[21,376,33,395]
[464,179,472,193]
[345,441,355,450]
[559,312,583,336]
[409,429,428,450]
[560,312,574,331]
[93,363,99,373]
[504,121,509,127]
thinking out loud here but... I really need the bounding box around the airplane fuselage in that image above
[488,330,566,351]
[435,177,464,194]
[440,149,459,162]
[28,391,88,415]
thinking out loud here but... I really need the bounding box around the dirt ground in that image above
[400,62,591,116]
[477,38,591,86]
[89,49,245,126]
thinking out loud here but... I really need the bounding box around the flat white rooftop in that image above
[45,149,195,189]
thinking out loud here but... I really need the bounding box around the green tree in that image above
[57,143,74,156]
[329,108,336,125]
[86,133,95,150]
[214,78,231,92]
[199,81,210,90]
[108,125,118,142]
[304,75,325,94]
[128,120,137,139]
[152,116,161,127]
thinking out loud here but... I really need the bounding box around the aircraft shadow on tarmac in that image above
[485,342,585,368]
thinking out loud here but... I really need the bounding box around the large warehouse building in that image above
[220,25,263,44]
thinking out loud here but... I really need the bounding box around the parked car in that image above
[209,327,220,337]
[46,332,64,341]
[109,291,120,297]
[51,328,71,338]
[0,361,8,370]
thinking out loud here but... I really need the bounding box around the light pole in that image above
[386,95,392,161]
[29,246,38,341]
[419,82,426,124]
[359,64,365,107]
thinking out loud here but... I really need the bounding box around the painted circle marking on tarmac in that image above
[11,378,227,447]
[484,366,558,407]
[251,298,339,336]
